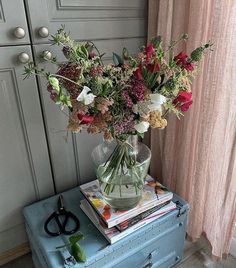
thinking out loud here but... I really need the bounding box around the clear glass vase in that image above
[91,135,151,210]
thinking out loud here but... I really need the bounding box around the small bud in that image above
[190,47,204,62]
[182,33,189,40]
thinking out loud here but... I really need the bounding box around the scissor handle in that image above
[44,211,80,237]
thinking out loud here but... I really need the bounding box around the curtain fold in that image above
[148,0,236,258]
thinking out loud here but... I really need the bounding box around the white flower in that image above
[148,93,167,112]
[134,121,150,133]
[77,86,96,105]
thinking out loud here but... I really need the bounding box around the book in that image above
[79,175,173,228]
[116,200,170,232]
[80,199,176,244]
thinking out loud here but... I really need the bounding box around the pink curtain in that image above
[148,0,236,258]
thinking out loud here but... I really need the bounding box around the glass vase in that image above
[91,135,151,210]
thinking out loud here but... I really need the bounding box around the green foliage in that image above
[71,243,86,263]
[69,233,84,244]
[56,233,86,263]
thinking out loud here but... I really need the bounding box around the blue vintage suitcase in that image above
[23,187,188,268]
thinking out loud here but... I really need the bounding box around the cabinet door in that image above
[0,0,30,45]
[25,0,147,44]
[0,46,54,254]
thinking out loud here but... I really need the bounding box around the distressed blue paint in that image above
[23,187,189,268]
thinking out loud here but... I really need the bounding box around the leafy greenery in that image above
[56,233,86,263]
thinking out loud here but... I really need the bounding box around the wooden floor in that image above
[2,238,236,268]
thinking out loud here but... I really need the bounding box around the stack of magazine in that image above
[80,175,175,244]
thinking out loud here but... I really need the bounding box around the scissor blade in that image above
[58,195,65,211]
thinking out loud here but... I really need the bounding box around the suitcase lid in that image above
[23,187,188,267]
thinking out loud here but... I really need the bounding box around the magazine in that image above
[80,199,176,244]
[116,200,170,231]
[80,175,173,228]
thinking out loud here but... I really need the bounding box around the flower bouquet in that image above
[24,27,211,209]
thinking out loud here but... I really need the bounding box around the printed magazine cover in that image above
[80,175,173,228]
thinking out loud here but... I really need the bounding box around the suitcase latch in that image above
[175,200,187,217]
[142,249,158,268]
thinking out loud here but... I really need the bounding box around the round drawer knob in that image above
[18,52,30,63]
[38,27,49,38]
[42,50,52,60]
[13,27,25,39]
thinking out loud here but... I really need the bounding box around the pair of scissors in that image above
[44,195,80,236]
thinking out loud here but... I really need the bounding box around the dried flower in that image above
[131,80,145,102]
[67,119,81,133]
[113,114,135,136]
[122,91,133,108]
[96,97,114,114]
[148,111,167,129]
[104,130,113,140]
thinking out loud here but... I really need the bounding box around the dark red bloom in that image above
[134,65,142,80]
[78,114,94,124]
[145,44,155,57]
[147,61,160,73]
[184,62,194,71]
[174,51,194,72]
[173,91,193,112]
[174,52,188,62]
[145,43,155,63]
[180,100,193,111]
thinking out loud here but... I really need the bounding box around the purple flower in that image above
[113,114,135,136]
[122,91,133,108]
[131,80,145,102]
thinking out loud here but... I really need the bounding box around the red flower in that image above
[147,60,160,73]
[174,52,188,62]
[145,44,155,57]
[174,51,194,72]
[184,62,194,71]
[173,91,193,112]
[180,100,193,111]
[78,114,94,124]
[134,64,142,80]
[145,43,155,63]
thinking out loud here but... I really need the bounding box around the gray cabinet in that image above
[0,0,30,46]
[0,46,54,253]
[0,0,147,259]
